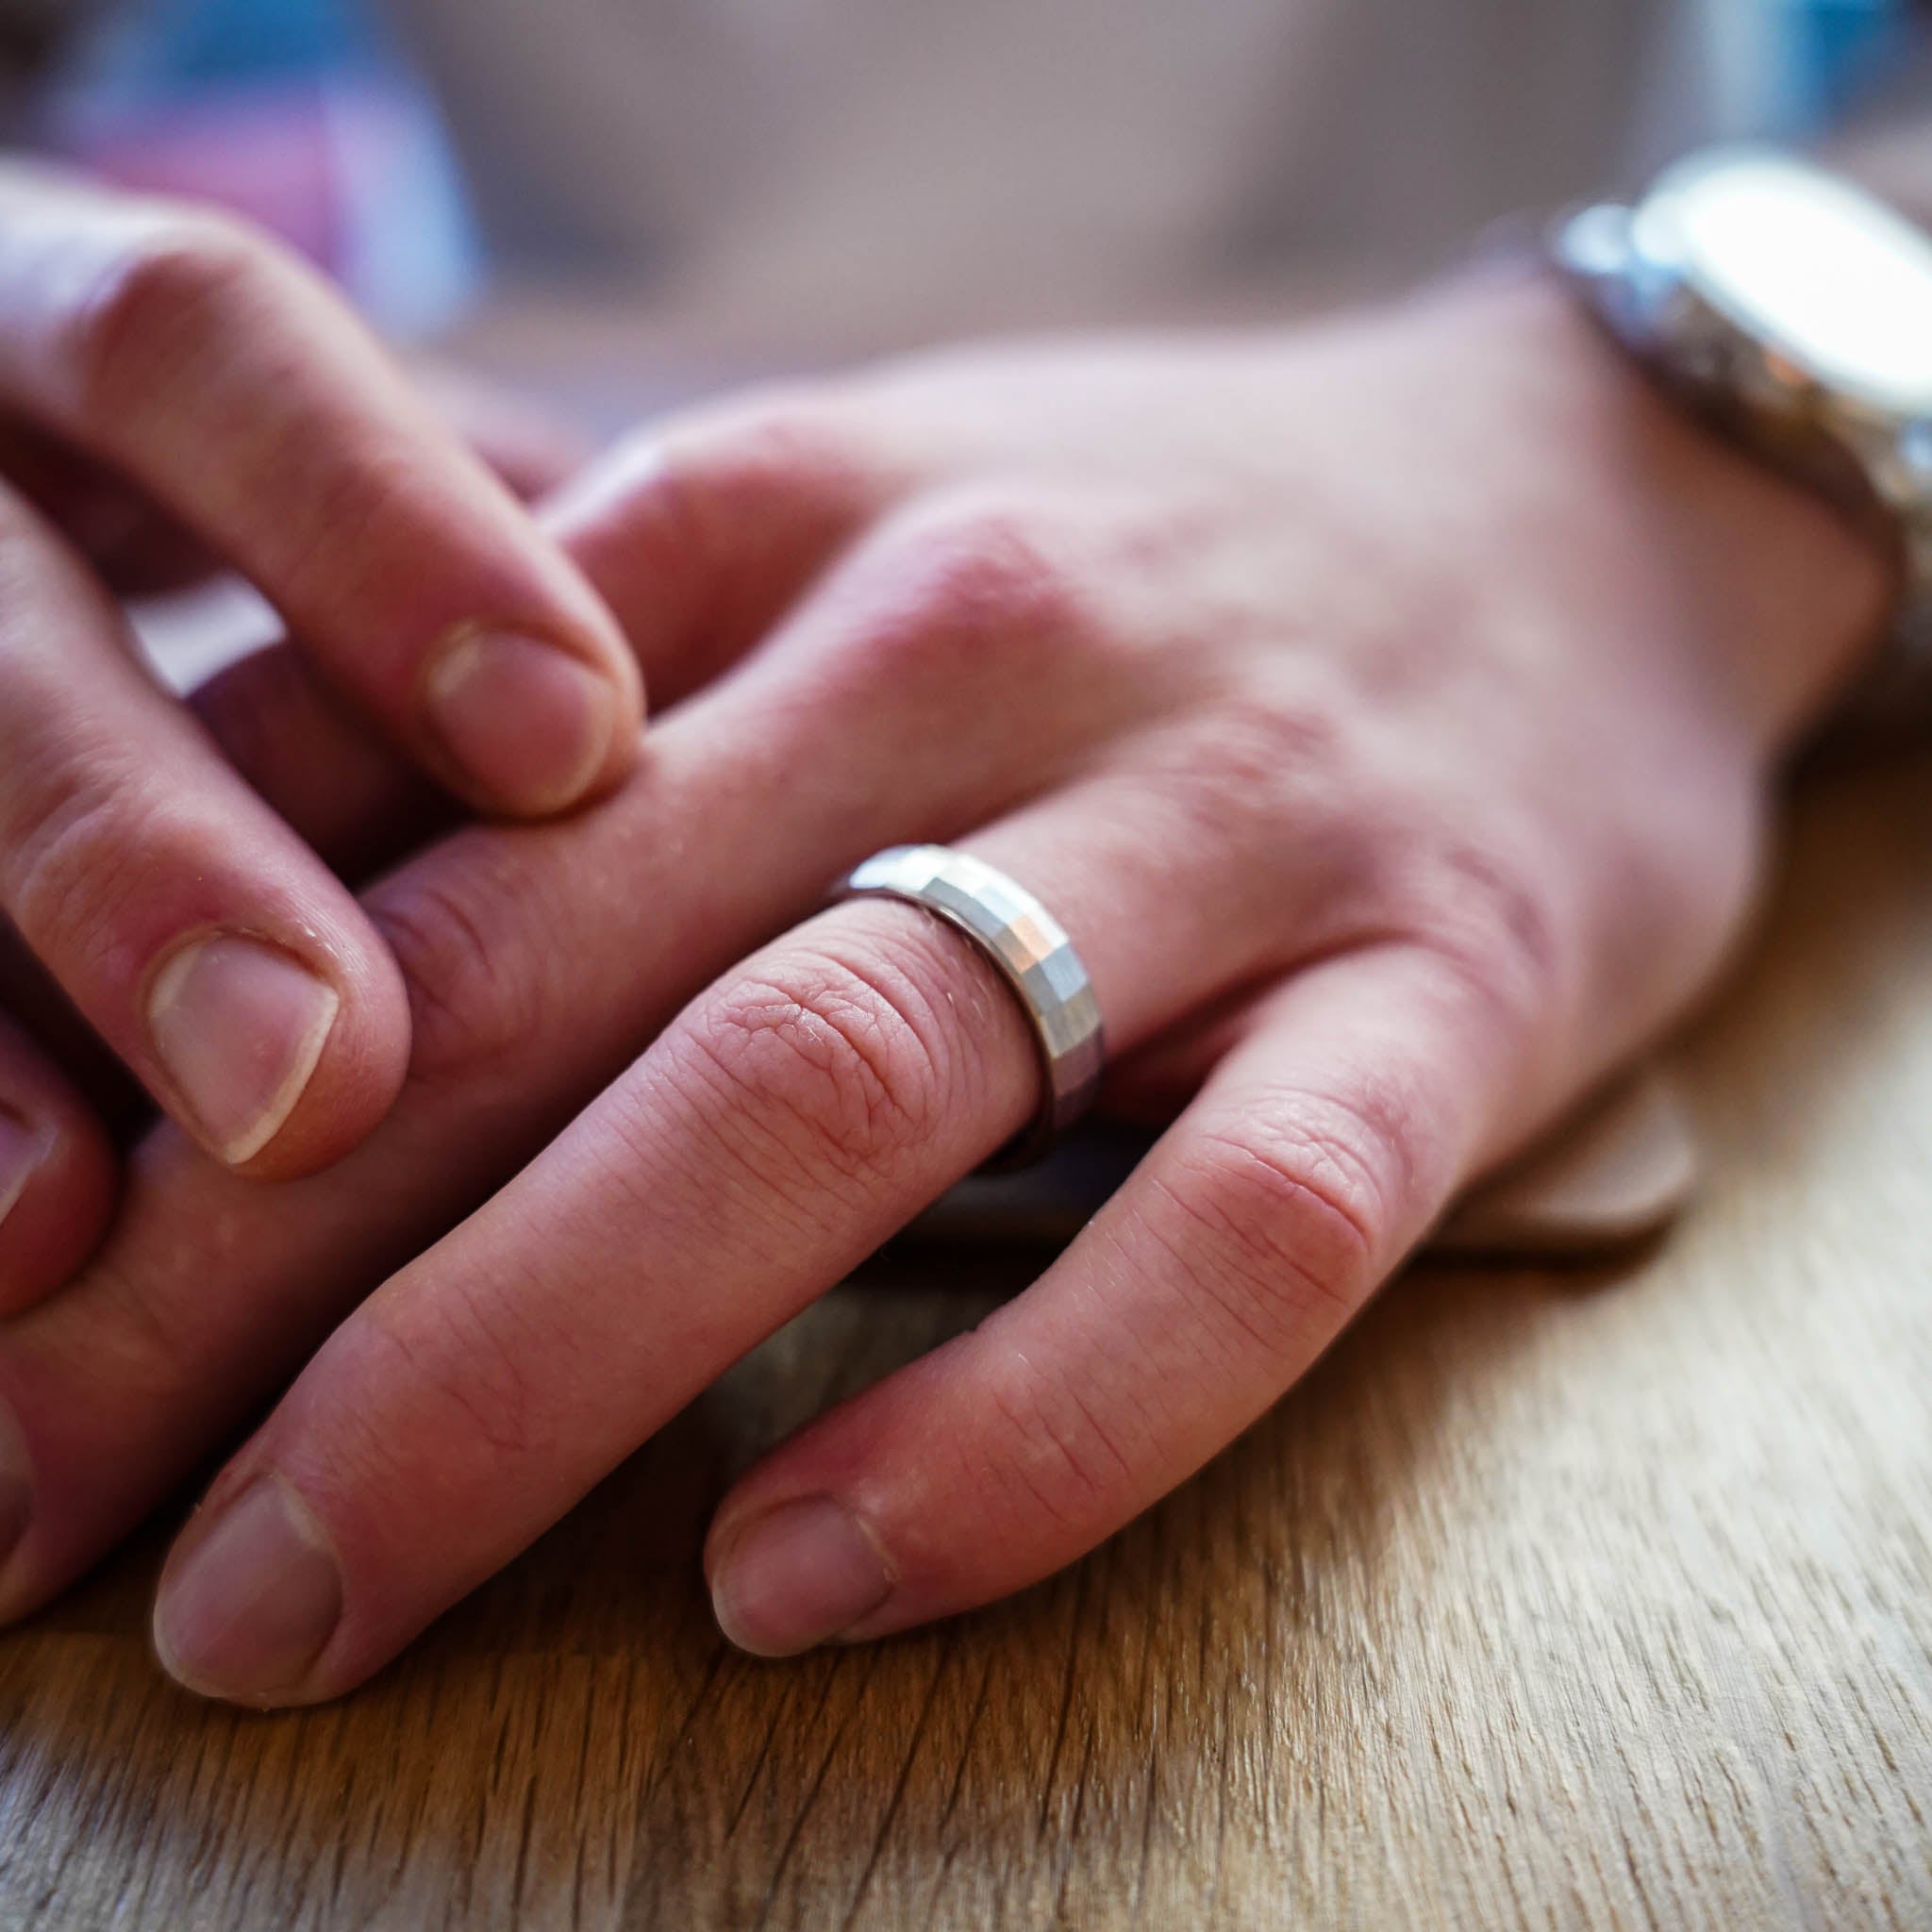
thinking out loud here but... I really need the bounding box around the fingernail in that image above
[709,1496,892,1657]
[0,1399,30,1578]
[0,1108,42,1232]
[153,1476,341,1704]
[424,625,618,814]
[146,936,340,1165]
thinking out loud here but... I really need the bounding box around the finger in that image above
[188,643,453,879]
[703,941,1534,1654]
[0,1008,117,1317]
[0,483,411,1173]
[142,768,1324,1704]
[174,396,913,866]
[0,172,641,815]
[1,365,590,596]
[1099,981,1275,1123]
[0,498,1227,1636]
[0,370,591,595]
[548,387,909,708]
[408,362,597,503]
[0,920,141,1132]
[0,417,220,593]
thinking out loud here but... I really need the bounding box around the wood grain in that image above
[2,754,1930,1930]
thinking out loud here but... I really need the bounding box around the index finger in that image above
[0,169,641,816]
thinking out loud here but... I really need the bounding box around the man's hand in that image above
[0,272,1890,1699]
[0,166,641,1298]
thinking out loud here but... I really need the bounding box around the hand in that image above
[0,272,1887,1700]
[0,164,641,1296]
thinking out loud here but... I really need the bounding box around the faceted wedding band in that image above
[833,844,1107,1168]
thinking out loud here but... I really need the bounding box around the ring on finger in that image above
[833,843,1105,1168]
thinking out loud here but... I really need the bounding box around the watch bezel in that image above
[1553,151,1932,745]
[1633,148,1932,425]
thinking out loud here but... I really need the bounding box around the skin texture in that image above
[0,265,1894,1703]
[0,165,641,1238]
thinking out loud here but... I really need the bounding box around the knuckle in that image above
[61,210,288,421]
[901,495,1103,637]
[1161,1103,1391,1358]
[686,390,878,497]
[976,1349,1142,1531]
[1,756,167,988]
[349,1277,559,1474]
[846,493,1108,683]
[641,391,882,543]
[670,935,958,1200]
[576,396,886,657]
[368,851,549,1087]
[1123,698,1395,930]
[76,1192,276,1406]
[1406,840,1569,1033]
[84,1251,208,1400]
[1138,697,1349,845]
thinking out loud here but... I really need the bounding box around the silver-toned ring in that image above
[833,844,1106,1168]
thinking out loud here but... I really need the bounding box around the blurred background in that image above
[0,0,1920,357]
[3,0,1918,692]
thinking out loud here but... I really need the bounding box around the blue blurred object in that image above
[83,0,376,88]
[37,0,480,337]
[1774,0,1910,127]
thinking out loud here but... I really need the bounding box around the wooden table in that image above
[2,753,1929,1927]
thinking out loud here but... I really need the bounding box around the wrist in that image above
[1430,268,1896,763]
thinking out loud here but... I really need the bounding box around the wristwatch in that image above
[1554,146,1932,736]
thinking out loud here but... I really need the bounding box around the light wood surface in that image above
[2,754,1929,1929]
